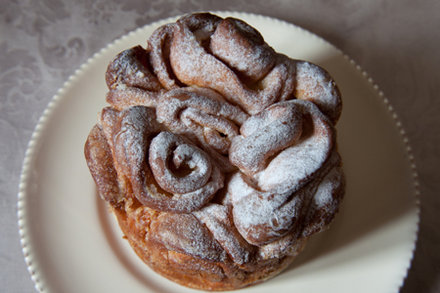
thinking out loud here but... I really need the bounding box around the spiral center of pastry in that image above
[149,131,212,194]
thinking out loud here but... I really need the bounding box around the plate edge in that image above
[15,10,421,293]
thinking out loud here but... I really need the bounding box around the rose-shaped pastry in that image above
[84,12,345,291]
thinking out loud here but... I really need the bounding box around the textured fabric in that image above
[1,1,439,292]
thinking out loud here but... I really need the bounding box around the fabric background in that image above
[1,1,439,292]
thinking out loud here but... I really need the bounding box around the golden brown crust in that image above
[84,12,345,291]
[111,199,306,291]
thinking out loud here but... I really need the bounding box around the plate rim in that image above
[16,10,420,293]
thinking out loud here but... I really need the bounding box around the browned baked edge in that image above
[111,201,307,291]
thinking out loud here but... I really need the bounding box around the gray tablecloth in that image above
[1,1,439,292]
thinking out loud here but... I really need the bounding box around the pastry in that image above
[85,12,345,291]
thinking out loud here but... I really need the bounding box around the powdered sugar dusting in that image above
[113,106,158,177]
[169,20,285,115]
[258,234,305,260]
[258,131,330,193]
[314,166,341,208]
[228,172,307,246]
[106,45,162,91]
[148,213,225,262]
[295,61,341,122]
[148,23,180,90]
[210,17,276,81]
[301,153,345,238]
[229,101,303,175]
[230,100,333,195]
[194,204,253,264]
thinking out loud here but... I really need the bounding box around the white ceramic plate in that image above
[18,12,419,293]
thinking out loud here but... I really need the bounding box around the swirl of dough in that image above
[105,46,163,110]
[169,15,288,115]
[157,87,248,152]
[228,150,343,246]
[148,13,222,90]
[149,131,212,194]
[257,100,334,194]
[112,106,223,213]
[111,106,161,186]
[227,172,310,245]
[148,12,341,121]
[157,87,248,172]
[230,99,334,194]
[210,18,341,121]
[229,101,304,176]
[148,23,181,90]
[293,60,342,124]
[147,131,224,212]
